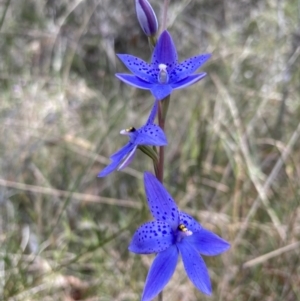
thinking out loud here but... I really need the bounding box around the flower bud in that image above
[135,0,158,37]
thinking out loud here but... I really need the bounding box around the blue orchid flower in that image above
[129,172,230,300]
[116,30,211,100]
[98,101,166,177]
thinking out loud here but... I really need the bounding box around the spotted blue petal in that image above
[179,212,202,233]
[171,73,207,90]
[187,228,230,256]
[117,54,156,83]
[178,240,212,295]
[170,54,211,82]
[129,221,174,254]
[144,172,179,230]
[142,245,178,301]
[151,30,178,71]
[115,74,152,90]
[136,124,167,145]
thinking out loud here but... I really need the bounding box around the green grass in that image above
[0,0,300,300]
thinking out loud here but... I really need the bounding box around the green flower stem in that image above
[150,146,159,177]
[139,145,159,178]
[139,145,159,163]
[148,35,157,48]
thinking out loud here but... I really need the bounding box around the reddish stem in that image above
[157,102,165,183]
[153,102,165,301]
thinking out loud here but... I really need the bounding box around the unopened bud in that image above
[135,0,158,37]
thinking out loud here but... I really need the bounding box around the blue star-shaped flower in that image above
[98,101,166,177]
[116,30,211,100]
[129,172,230,300]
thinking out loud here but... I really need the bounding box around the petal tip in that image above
[204,53,212,60]
[203,288,212,296]
[223,241,231,251]
[128,244,134,253]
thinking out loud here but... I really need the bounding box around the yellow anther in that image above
[126,127,136,132]
[178,224,188,232]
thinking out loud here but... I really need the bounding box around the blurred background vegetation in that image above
[0,0,300,300]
